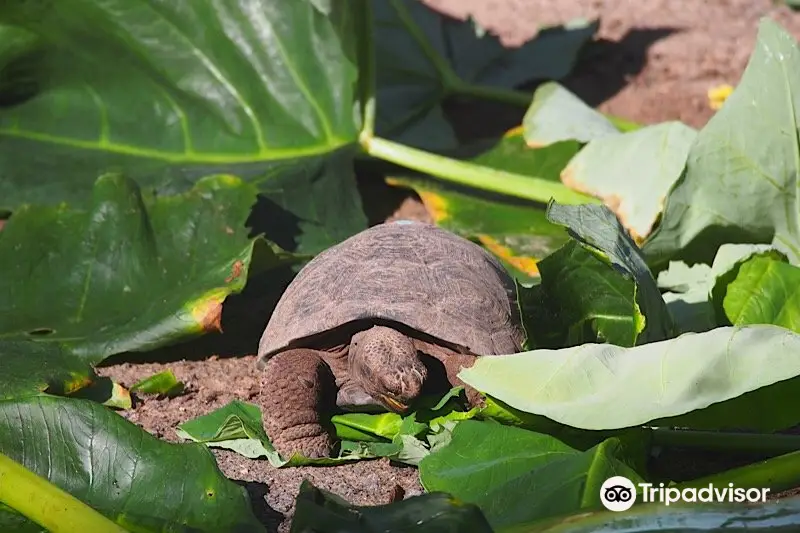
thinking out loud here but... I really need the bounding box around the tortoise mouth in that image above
[380,394,409,413]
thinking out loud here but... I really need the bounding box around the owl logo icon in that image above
[600,476,637,512]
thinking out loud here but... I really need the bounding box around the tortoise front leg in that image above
[258,348,336,459]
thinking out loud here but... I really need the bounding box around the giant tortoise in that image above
[256,220,525,458]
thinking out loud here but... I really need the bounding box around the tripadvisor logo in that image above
[599,476,770,512]
[600,476,637,512]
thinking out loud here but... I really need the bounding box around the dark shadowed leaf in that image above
[0,395,264,532]
[0,0,368,253]
[0,24,40,92]
[0,174,297,364]
[373,0,597,150]
[545,201,676,343]
[290,479,493,533]
[0,507,47,533]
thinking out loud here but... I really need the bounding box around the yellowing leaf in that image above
[415,190,450,223]
[476,235,540,277]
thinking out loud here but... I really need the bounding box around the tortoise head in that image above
[349,325,427,413]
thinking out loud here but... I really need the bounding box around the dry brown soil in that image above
[97,1,800,531]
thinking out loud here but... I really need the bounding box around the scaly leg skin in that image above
[259,348,336,459]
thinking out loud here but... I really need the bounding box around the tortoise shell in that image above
[257,221,525,361]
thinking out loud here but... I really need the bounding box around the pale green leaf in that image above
[644,19,800,267]
[460,325,800,432]
[523,82,619,147]
[562,121,696,241]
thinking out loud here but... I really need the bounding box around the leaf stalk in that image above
[0,451,129,533]
[356,0,376,140]
[651,428,800,455]
[362,136,599,205]
[677,448,800,495]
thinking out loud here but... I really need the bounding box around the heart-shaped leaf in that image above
[658,244,780,333]
[0,0,368,253]
[721,254,800,330]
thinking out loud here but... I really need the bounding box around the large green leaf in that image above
[562,121,697,242]
[644,19,800,268]
[419,420,646,530]
[0,395,264,532]
[386,131,578,282]
[289,479,493,533]
[545,201,676,343]
[0,0,368,252]
[0,174,294,365]
[373,0,597,150]
[460,324,800,432]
